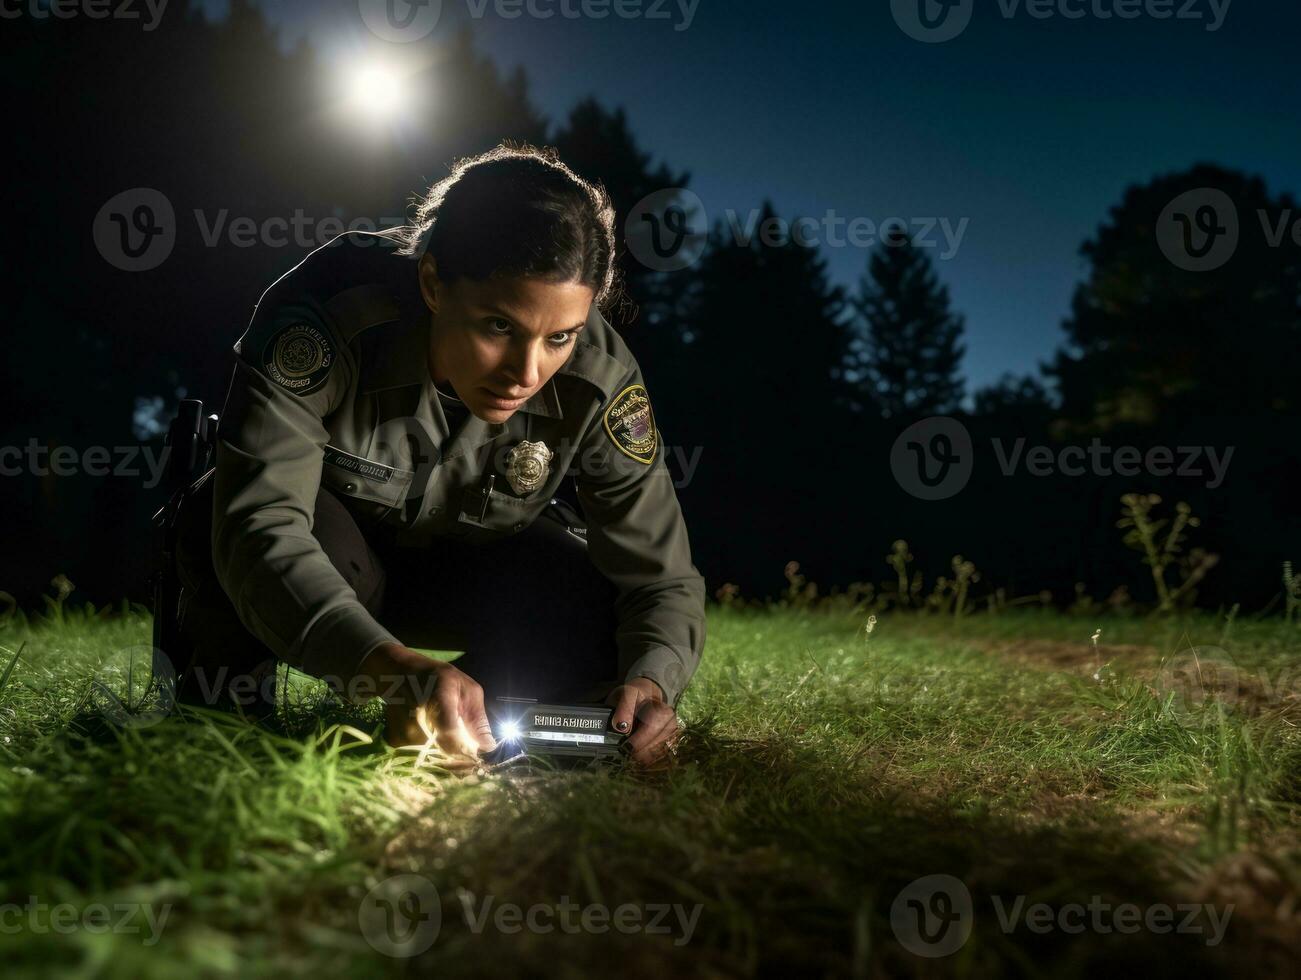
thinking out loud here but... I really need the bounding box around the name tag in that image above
[323,445,394,484]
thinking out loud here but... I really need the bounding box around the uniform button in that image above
[514,522,525,532]
[343,482,356,492]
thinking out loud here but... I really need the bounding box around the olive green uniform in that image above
[210,231,706,705]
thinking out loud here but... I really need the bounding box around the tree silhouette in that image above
[0,5,552,606]
[678,202,853,582]
[850,240,966,419]
[1049,163,1300,430]
[973,372,1054,424]
[551,99,693,375]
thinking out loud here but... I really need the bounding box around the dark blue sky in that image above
[209,0,1299,394]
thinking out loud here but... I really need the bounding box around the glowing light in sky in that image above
[346,63,405,121]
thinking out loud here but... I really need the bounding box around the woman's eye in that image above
[487,319,512,335]
[549,332,576,348]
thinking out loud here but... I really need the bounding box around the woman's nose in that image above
[505,343,541,389]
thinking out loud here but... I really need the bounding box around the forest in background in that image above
[2,0,1297,613]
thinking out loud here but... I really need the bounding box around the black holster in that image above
[150,400,218,671]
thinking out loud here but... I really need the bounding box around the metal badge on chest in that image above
[505,439,554,496]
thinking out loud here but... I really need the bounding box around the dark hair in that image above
[396,142,619,309]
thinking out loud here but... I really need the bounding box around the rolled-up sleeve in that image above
[575,362,707,706]
[211,295,398,687]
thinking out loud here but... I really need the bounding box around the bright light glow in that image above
[499,720,521,742]
[348,63,405,120]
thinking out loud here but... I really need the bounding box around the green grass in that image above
[0,604,1298,977]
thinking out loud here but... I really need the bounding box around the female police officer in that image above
[173,143,706,766]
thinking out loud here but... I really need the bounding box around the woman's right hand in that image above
[359,642,497,757]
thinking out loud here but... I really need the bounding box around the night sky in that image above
[204,0,1299,395]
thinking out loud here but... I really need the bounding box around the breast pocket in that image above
[453,481,548,540]
[320,445,415,517]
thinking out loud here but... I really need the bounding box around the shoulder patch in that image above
[603,383,658,464]
[262,322,335,395]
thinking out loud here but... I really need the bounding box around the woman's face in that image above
[419,254,594,423]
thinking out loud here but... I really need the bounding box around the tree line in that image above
[2,1,1296,610]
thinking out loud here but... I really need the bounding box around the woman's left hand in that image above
[606,677,681,766]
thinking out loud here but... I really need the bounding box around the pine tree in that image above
[678,202,855,580]
[851,241,966,419]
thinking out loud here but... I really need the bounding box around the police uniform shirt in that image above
[432,377,470,443]
[211,231,706,705]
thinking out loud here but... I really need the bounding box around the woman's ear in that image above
[418,253,440,314]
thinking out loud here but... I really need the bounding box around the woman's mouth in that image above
[480,388,528,410]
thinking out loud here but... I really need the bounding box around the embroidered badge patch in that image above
[262,322,334,395]
[603,383,657,464]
